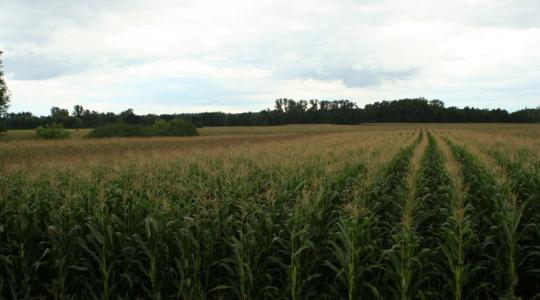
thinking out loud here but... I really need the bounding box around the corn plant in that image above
[361,131,423,298]
[488,149,540,299]
[445,138,536,299]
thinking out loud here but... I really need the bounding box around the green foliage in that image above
[446,138,537,299]
[152,118,199,136]
[35,122,70,139]
[368,131,422,227]
[50,106,69,118]
[416,134,472,299]
[371,132,425,299]
[166,118,199,136]
[6,99,540,131]
[0,120,6,135]
[0,51,10,117]
[88,119,198,138]
[152,119,168,131]
[324,213,378,299]
[488,149,540,298]
[87,123,158,138]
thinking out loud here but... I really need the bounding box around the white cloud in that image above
[1,0,539,115]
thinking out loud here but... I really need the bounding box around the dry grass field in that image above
[0,124,539,299]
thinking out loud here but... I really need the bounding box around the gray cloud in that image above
[283,67,417,88]
[5,55,89,80]
[1,0,539,114]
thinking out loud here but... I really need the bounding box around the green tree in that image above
[0,51,10,134]
[73,105,84,118]
[0,51,9,116]
[50,106,69,117]
[119,108,140,124]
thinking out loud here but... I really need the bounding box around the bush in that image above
[0,120,6,136]
[166,118,199,136]
[87,123,158,138]
[35,122,70,139]
[152,119,169,131]
[88,119,198,138]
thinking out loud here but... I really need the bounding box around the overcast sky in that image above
[1,0,539,115]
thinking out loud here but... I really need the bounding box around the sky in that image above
[1,0,539,116]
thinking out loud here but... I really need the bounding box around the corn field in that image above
[0,124,539,299]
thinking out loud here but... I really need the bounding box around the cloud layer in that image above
[1,0,539,115]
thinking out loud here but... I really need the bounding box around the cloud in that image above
[282,67,418,88]
[5,54,91,80]
[1,0,539,115]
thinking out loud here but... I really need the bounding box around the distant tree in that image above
[0,51,9,116]
[306,100,319,123]
[50,106,69,117]
[119,108,140,124]
[2,97,539,129]
[429,99,444,108]
[510,108,540,123]
[0,51,10,134]
[274,98,286,112]
[5,112,40,129]
[73,105,84,118]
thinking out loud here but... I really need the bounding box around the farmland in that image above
[0,124,539,299]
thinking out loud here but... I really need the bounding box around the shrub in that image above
[87,119,198,138]
[0,120,6,136]
[152,119,169,131]
[87,123,158,138]
[35,122,70,139]
[165,118,199,136]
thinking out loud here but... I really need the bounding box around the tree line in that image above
[2,98,539,130]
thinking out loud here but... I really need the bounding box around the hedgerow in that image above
[87,118,198,138]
